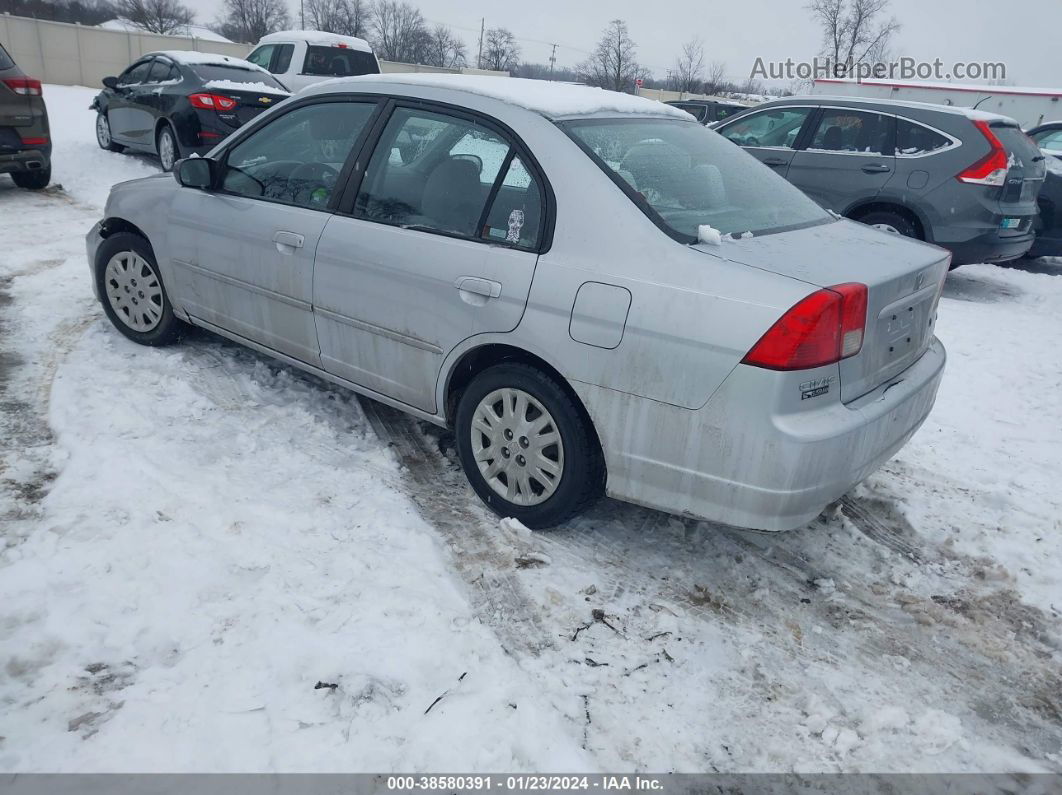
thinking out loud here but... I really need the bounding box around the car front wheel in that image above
[95,232,184,346]
[95,111,124,152]
[455,363,604,529]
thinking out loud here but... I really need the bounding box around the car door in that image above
[166,97,382,365]
[313,102,547,413]
[785,107,897,212]
[716,106,815,176]
[108,59,154,145]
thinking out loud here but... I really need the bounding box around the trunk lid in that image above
[694,218,950,403]
[207,88,289,129]
[992,122,1046,231]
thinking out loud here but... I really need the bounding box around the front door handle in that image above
[861,163,892,174]
[454,276,502,298]
[762,157,789,166]
[273,230,304,253]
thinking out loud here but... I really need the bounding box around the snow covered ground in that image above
[0,85,1060,774]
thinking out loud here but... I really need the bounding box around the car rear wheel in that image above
[455,363,604,529]
[156,124,179,172]
[95,111,124,152]
[858,209,920,239]
[95,232,184,346]
[11,164,50,190]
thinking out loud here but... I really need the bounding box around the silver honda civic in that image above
[86,74,948,531]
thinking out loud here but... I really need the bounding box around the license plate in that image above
[1000,217,1021,230]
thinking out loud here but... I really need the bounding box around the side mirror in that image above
[174,157,216,189]
[102,76,119,90]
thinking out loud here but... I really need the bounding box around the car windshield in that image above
[564,117,831,241]
[0,42,14,70]
[189,64,288,91]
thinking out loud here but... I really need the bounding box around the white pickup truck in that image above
[246,31,381,93]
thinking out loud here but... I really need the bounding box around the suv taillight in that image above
[2,77,43,96]
[741,283,868,371]
[188,93,238,111]
[957,120,1009,187]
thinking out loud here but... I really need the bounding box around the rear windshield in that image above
[0,43,14,70]
[993,124,1046,175]
[564,118,831,241]
[302,46,378,77]
[189,64,288,91]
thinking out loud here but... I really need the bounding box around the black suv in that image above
[0,40,51,190]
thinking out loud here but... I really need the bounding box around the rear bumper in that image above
[0,147,50,175]
[946,229,1035,266]
[574,338,946,531]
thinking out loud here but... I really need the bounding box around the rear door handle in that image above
[273,230,304,253]
[861,163,892,174]
[762,157,789,166]
[454,276,502,298]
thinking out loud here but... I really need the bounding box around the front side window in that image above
[356,107,511,238]
[221,101,377,209]
[719,107,812,149]
[302,46,379,77]
[809,109,892,154]
[119,60,153,86]
[245,44,276,71]
[565,118,831,241]
[895,118,953,156]
[145,59,176,84]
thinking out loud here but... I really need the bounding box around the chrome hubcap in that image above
[471,388,564,506]
[872,222,902,235]
[159,131,175,170]
[97,114,110,147]
[104,252,164,332]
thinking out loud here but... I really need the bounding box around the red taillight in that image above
[742,283,868,371]
[18,134,48,146]
[2,77,43,96]
[957,120,1009,187]
[188,93,238,111]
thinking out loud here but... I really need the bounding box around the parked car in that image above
[246,31,381,93]
[715,96,1047,267]
[86,75,948,531]
[90,51,291,172]
[666,99,748,125]
[1024,121,1062,258]
[0,40,51,189]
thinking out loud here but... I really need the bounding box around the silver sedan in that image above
[86,74,948,530]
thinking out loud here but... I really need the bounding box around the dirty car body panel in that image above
[88,75,948,531]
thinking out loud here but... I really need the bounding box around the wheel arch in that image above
[441,341,604,463]
[843,199,929,241]
[99,217,153,250]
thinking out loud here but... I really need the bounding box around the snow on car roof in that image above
[310,73,693,121]
[151,51,268,72]
[777,94,1019,125]
[259,30,374,53]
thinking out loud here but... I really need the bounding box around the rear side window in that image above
[119,60,153,86]
[0,43,14,70]
[303,46,378,77]
[145,60,177,83]
[895,118,953,156]
[809,109,892,154]
[720,107,812,149]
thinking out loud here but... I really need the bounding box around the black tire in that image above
[156,124,179,172]
[94,232,185,346]
[454,363,604,529]
[11,164,50,190]
[856,209,920,240]
[95,110,124,152]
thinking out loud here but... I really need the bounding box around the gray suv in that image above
[0,41,50,190]
[716,96,1046,266]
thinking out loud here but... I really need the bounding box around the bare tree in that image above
[807,0,900,71]
[371,0,427,63]
[217,0,289,42]
[113,0,193,34]
[307,0,368,37]
[702,60,730,95]
[423,23,466,69]
[481,27,519,72]
[339,0,368,38]
[673,37,705,94]
[578,19,641,93]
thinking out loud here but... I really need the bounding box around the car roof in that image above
[148,50,270,74]
[753,94,1018,125]
[304,73,693,121]
[259,30,374,53]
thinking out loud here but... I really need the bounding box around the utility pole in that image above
[548,43,557,80]
[477,18,485,70]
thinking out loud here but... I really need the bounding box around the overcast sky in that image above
[184,0,1062,87]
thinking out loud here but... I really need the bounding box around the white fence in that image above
[0,14,505,88]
